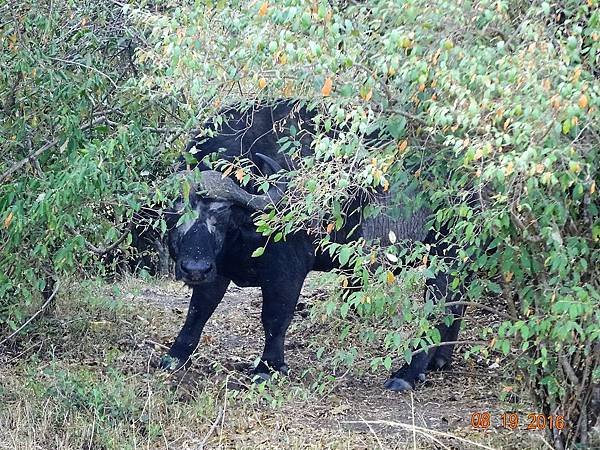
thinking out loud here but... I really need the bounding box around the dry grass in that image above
[0,275,547,449]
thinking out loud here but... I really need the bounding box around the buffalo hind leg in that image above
[427,308,464,371]
[255,275,305,380]
[384,271,466,392]
[160,276,230,371]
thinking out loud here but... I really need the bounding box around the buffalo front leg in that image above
[384,271,467,392]
[161,276,230,370]
[255,276,305,379]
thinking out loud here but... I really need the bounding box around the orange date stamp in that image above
[470,412,566,430]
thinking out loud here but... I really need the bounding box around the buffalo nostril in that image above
[200,262,213,274]
[181,261,213,277]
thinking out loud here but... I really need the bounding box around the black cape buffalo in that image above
[161,101,467,391]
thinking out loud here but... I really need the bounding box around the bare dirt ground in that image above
[0,275,550,449]
[125,277,546,449]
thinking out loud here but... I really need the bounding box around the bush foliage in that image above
[1,1,598,447]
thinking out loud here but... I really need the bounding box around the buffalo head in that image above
[166,153,284,286]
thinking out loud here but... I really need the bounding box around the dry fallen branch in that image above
[342,419,495,450]
[199,407,224,449]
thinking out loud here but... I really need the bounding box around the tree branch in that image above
[0,280,60,346]
[0,116,107,184]
[443,300,517,321]
[411,339,489,357]
[68,222,132,255]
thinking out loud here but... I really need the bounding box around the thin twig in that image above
[199,407,224,449]
[411,340,489,357]
[73,222,132,255]
[410,392,417,450]
[443,300,517,321]
[0,116,107,183]
[144,339,170,350]
[218,374,229,448]
[389,108,428,126]
[49,57,119,88]
[0,280,60,346]
[359,416,384,450]
[342,420,495,450]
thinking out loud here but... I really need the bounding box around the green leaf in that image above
[339,247,352,266]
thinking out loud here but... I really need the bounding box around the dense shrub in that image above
[0,1,182,326]
[1,1,598,447]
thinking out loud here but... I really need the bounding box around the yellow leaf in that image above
[503,271,513,283]
[398,140,408,153]
[542,79,551,91]
[373,169,382,184]
[258,2,268,16]
[474,147,483,160]
[326,222,335,234]
[341,276,349,288]
[4,212,14,229]
[278,53,287,64]
[235,168,245,182]
[573,67,581,83]
[386,271,395,285]
[578,94,588,109]
[535,163,545,174]
[541,172,552,184]
[571,116,579,126]
[504,161,514,176]
[258,77,267,89]
[222,165,234,178]
[570,162,581,174]
[591,180,596,194]
[418,83,425,92]
[361,88,372,101]
[382,179,389,192]
[321,77,333,96]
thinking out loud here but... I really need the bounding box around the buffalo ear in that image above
[255,153,284,176]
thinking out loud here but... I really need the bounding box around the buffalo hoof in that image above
[159,354,185,371]
[383,377,413,392]
[253,363,288,383]
[252,372,272,384]
[384,372,426,392]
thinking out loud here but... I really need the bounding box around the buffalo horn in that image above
[195,153,286,210]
